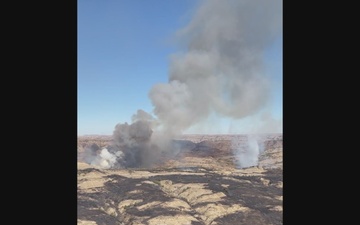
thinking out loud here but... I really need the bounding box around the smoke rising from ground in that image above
[232,135,265,168]
[149,0,282,168]
[83,110,177,169]
[150,0,282,135]
[83,0,282,169]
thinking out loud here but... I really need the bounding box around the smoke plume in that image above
[84,0,282,169]
[149,0,282,135]
[232,135,265,168]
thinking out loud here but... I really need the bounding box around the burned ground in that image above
[78,134,282,225]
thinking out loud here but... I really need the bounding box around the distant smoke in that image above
[82,145,122,169]
[83,0,282,169]
[83,110,177,169]
[232,135,265,168]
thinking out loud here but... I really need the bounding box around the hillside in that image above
[78,134,283,225]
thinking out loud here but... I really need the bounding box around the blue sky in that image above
[78,0,282,135]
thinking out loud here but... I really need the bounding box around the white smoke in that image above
[87,148,121,169]
[98,149,117,169]
[232,135,265,168]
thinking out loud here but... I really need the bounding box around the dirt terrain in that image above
[78,134,282,225]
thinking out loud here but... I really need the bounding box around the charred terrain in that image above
[78,134,282,225]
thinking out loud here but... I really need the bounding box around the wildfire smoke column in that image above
[149,0,282,135]
[83,0,282,169]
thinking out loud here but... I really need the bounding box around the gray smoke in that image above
[149,0,282,169]
[84,0,282,169]
[85,109,179,169]
[149,0,282,135]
